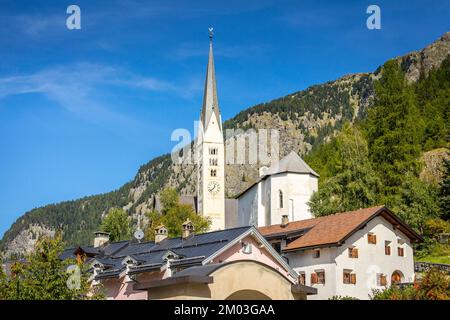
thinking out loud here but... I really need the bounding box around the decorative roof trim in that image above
[203,226,298,281]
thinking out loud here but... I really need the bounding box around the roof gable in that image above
[264,151,319,177]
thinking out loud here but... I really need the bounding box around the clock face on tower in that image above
[207,181,221,195]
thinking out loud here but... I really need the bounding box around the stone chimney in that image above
[182,219,195,239]
[93,231,110,248]
[281,215,289,228]
[155,225,168,244]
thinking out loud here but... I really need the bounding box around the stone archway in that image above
[207,260,300,300]
[226,290,271,300]
[391,270,404,284]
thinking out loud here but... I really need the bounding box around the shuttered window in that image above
[398,247,405,257]
[348,247,359,258]
[343,271,351,284]
[317,271,325,284]
[350,273,357,285]
[299,273,306,285]
[344,271,356,285]
[311,273,318,285]
[313,250,320,259]
[377,274,387,286]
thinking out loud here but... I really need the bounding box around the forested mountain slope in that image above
[1,32,449,257]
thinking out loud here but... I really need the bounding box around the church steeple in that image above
[196,28,225,231]
[200,28,221,131]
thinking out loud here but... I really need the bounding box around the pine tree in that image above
[308,125,381,216]
[365,60,424,202]
[439,157,450,220]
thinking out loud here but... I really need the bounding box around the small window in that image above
[298,272,306,285]
[385,241,391,255]
[242,242,252,254]
[279,190,284,209]
[271,242,281,254]
[312,271,325,284]
[209,158,218,166]
[368,233,377,244]
[210,169,217,177]
[343,270,356,285]
[377,273,387,286]
[398,247,405,257]
[348,247,359,258]
[313,249,320,259]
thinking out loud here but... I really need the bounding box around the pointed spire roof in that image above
[200,31,221,130]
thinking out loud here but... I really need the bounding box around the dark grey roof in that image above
[64,226,253,280]
[60,248,77,260]
[172,263,224,278]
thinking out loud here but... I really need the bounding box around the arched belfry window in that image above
[279,190,284,209]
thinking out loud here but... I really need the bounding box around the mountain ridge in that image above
[1,31,449,257]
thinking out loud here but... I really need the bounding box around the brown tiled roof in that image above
[259,206,422,251]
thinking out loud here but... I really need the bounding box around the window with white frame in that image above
[343,270,356,285]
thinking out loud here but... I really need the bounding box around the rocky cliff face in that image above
[1,32,449,257]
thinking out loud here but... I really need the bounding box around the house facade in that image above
[259,206,422,300]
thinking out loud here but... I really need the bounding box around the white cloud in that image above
[0,63,201,123]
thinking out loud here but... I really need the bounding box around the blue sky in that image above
[0,0,449,237]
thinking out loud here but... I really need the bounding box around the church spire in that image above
[200,27,221,131]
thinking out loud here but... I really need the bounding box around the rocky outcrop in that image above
[420,148,449,186]
[3,224,55,258]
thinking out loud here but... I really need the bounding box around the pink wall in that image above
[211,235,295,282]
[102,268,168,300]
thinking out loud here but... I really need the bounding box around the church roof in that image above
[264,151,319,177]
[200,37,221,131]
[259,206,423,251]
[235,151,319,199]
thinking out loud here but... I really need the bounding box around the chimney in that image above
[182,219,195,239]
[93,231,110,248]
[155,225,168,244]
[281,215,289,228]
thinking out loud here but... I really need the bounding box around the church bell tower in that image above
[196,28,225,230]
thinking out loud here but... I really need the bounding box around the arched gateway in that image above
[143,260,313,300]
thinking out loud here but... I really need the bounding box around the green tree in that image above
[308,125,382,216]
[0,234,104,300]
[365,60,424,200]
[415,56,450,150]
[439,157,450,220]
[145,188,211,240]
[100,208,132,242]
[392,175,440,234]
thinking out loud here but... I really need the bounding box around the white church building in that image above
[236,151,319,227]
